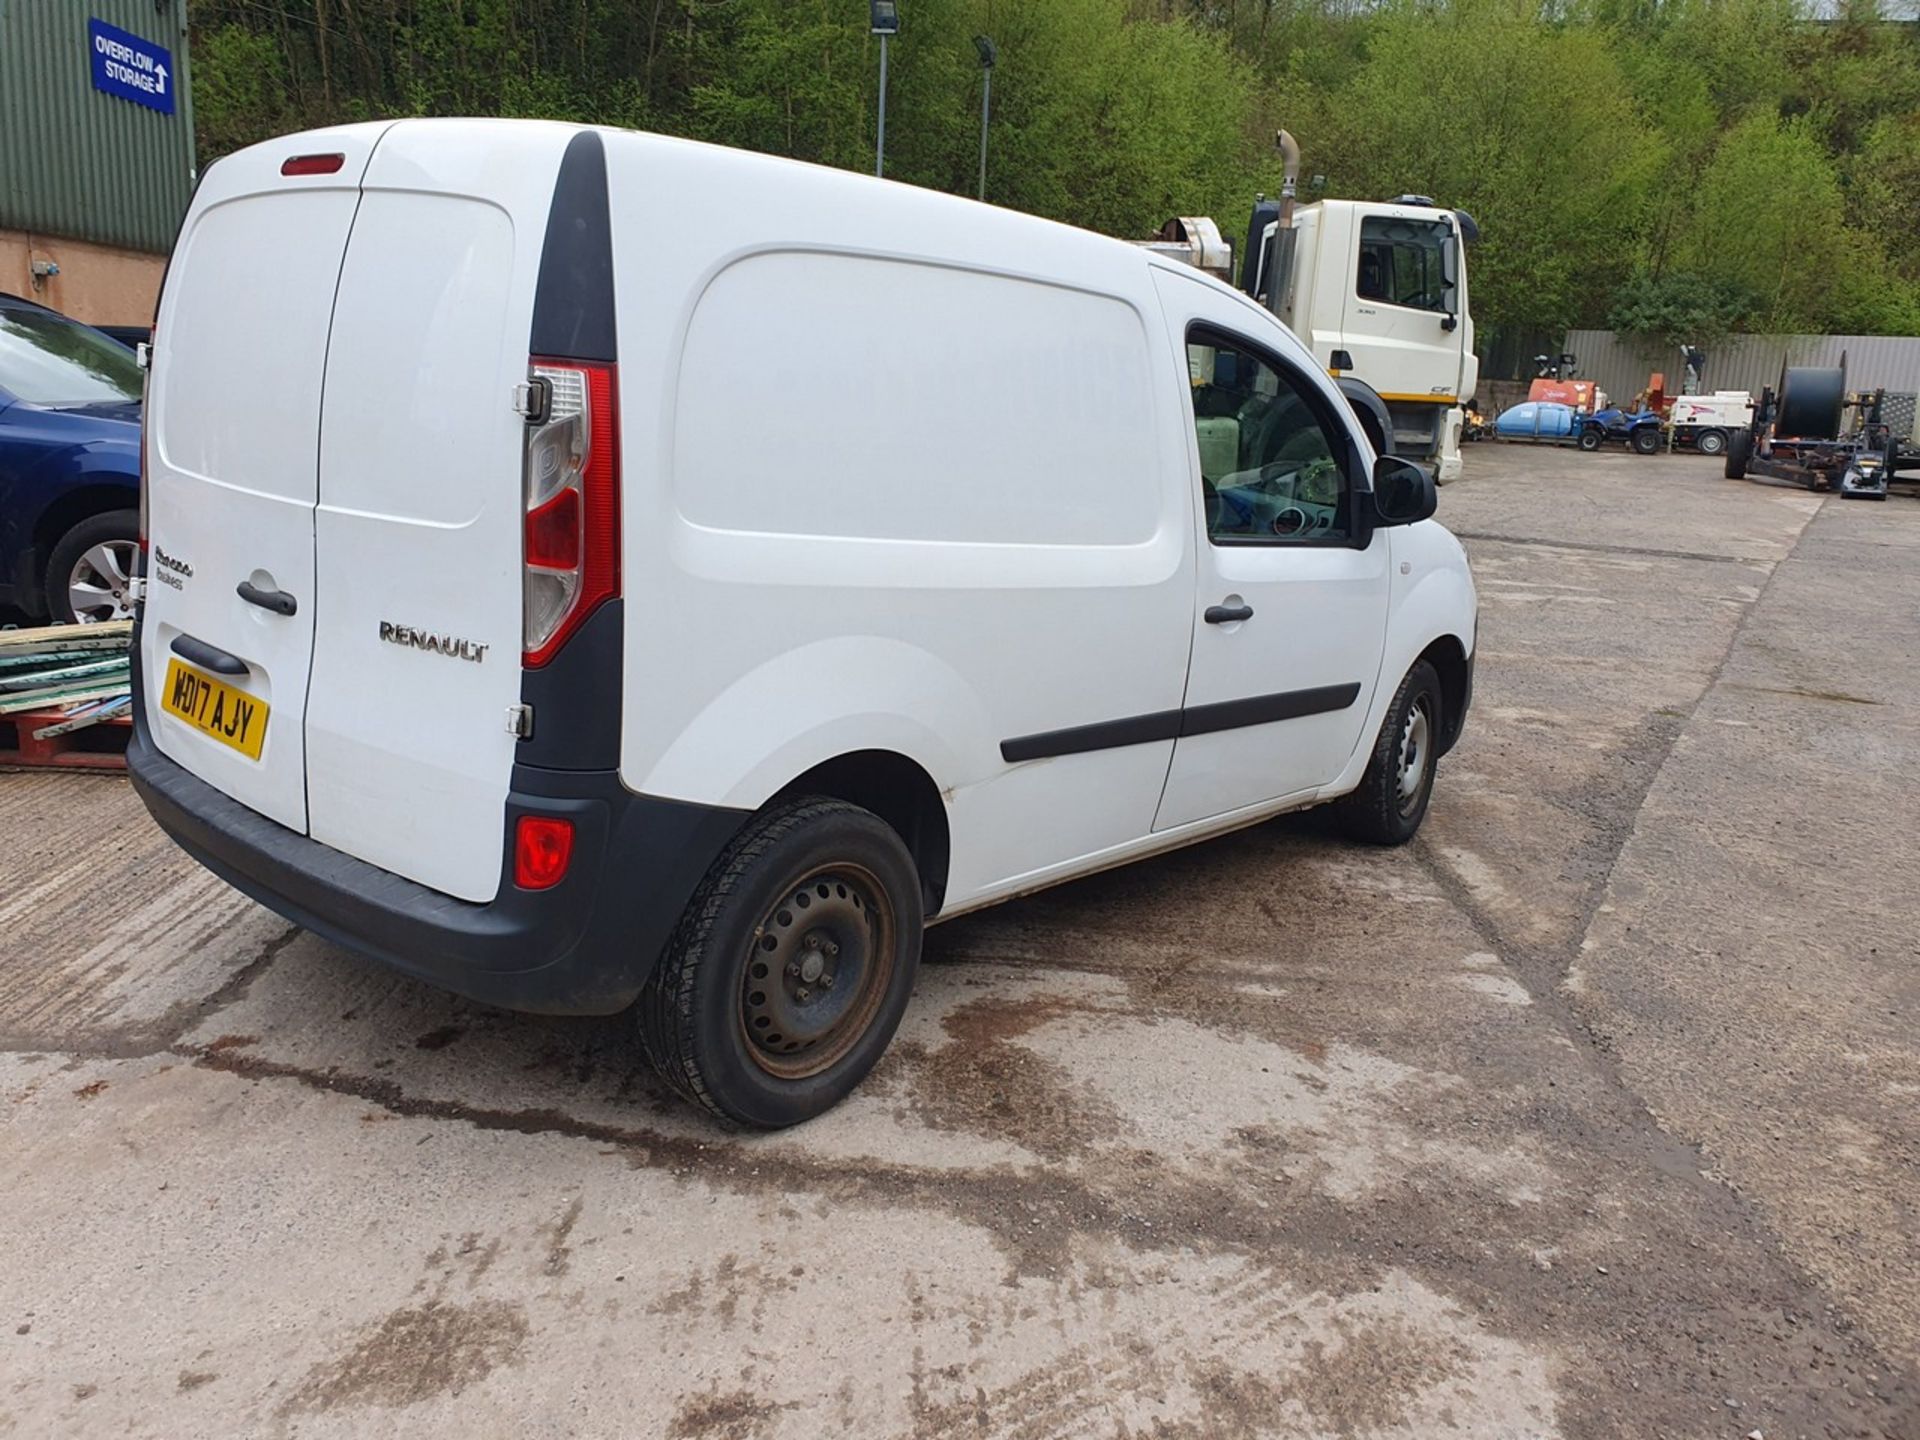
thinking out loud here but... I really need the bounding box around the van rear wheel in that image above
[1333,660,1442,846]
[639,797,923,1128]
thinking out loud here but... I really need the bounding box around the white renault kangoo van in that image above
[132,121,1477,1126]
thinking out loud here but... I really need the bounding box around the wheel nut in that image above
[820,973,834,990]
[786,962,800,978]
[825,940,839,956]
[796,986,811,1002]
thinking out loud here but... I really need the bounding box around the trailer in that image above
[1725,358,1920,500]
[1665,392,1754,456]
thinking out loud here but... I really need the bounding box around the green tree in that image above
[1607,269,1754,349]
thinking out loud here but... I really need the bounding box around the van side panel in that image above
[304,121,576,902]
[606,136,1197,909]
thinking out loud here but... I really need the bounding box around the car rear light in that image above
[514,815,575,890]
[281,152,345,177]
[522,359,619,667]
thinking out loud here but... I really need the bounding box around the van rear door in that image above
[143,125,391,832]
[303,121,581,903]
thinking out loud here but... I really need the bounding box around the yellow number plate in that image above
[161,657,269,761]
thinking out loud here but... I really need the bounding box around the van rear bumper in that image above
[128,722,748,1017]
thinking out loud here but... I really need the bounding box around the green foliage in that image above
[1607,269,1755,349]
[184,0,1920,337]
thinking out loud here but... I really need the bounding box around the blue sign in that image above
[89,18,175,116]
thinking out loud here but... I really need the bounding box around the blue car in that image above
[0,293,143,623]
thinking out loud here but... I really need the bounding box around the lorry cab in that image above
[1244,197,1478,482]
[132,120,1477,1129]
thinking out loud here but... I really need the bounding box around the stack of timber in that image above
[0,621,134,771]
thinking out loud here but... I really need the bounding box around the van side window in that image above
[1185,330,1351,545]
[1356,216,1449,312]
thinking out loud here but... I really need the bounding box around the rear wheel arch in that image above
[771,749,951,917]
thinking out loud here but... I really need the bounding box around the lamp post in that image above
[973,35,996,202]
[871,2,899,178]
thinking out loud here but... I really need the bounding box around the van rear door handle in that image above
[1204,603,1254,625]
[237,580,297,617]
[170,633,249,676]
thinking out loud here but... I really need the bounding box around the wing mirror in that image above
[1373,456,1436,526]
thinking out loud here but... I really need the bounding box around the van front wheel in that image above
[639,797,923,1128]
[1333,660,1442,846]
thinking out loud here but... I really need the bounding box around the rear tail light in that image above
[514,815,576,890]
[522,359,619,667]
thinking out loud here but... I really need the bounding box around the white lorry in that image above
[1145,132,1479,482]
[131,119,1478,1128]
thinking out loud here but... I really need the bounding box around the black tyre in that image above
[45,510,140,624]
[1693,428,1727,456]
[1576,427,1602,452]
[1334,660,1442,846]
[1630,424,1661,455]
[1724,428,1752,479]
[639,797,923,1128]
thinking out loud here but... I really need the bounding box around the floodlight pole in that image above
[876,33,890,177]
[974,36,996,201]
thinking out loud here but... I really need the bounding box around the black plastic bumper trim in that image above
[129,672,747,1016]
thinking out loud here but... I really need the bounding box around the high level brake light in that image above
[281,153,345,177]
[522,360,620,667]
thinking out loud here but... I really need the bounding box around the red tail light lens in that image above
[522,360,619,667]
[513,816,575,890]
[281,153,346,177]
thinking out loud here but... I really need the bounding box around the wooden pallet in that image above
[0,706,131,772]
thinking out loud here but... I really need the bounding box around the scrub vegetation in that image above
[188,0,1920,336]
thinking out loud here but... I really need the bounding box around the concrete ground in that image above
[1,445,1915,1439]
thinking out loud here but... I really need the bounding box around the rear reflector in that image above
[513,816,575,890]
[281,153,346,177]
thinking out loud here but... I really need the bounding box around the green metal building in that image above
[1,0,195,321]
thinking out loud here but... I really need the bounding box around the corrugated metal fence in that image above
[0,0,196,255]
[1561,329,1920,406]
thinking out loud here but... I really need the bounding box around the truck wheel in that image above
[45,510,140,624]
[1724,429,1752,479]
[1334,660,1442,847]
[1576,427,1602,452]
[1694,428,1727,456]
[1630,425,1661,455]
[639,797,923,1128]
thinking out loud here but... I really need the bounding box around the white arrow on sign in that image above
[155,63,168,94]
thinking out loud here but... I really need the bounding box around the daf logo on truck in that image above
[378,621,489,663]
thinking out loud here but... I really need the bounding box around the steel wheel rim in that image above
[1396,699,1432,816]
[740,862,895,1081]
[68,540,138,623]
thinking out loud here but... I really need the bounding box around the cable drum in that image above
[1775,366,1846,441]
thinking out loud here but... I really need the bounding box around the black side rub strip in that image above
[1000,709,1181,763]
[1000,683,1362,763]
[1180,683,1361,737]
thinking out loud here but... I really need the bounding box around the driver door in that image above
[1151,271,1391,831]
